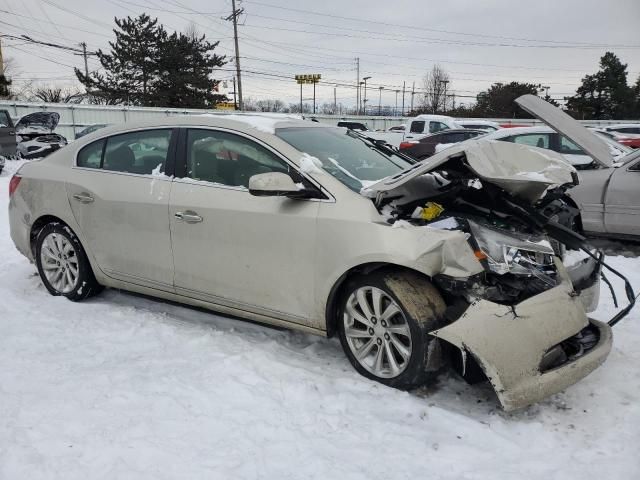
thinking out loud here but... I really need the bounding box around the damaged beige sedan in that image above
[8,103,633,411]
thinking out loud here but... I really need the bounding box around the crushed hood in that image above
[515,94,613,168]
[16,112,60,132]
[363,140,576,204]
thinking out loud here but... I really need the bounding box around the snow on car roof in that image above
[199,112,306,134]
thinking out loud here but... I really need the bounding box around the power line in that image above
[243,0,640,49]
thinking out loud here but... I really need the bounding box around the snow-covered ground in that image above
[0,159,638,479]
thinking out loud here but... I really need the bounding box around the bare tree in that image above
[183,21,200,41]
[31,85,84,103]
[256,99,286,112]
[421,64,451,114]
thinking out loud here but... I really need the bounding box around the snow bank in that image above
[0,170,639,479]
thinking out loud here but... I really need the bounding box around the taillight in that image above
[9,175,22,197]
[399,141,418,150]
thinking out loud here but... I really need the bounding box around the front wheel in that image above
[35,223,103,301]
[337,269,447,389]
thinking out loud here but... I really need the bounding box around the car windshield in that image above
[276,126,413,191]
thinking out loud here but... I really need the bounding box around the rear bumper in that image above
[9,195,34,262]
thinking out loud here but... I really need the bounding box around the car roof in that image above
[73,113,314,140]
[434,128,485,134]
[483,126,554,138]
[413,114,456,121]
[457,120,499,126]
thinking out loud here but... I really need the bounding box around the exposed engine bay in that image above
[15,112,68,159]
[368,147,634,326]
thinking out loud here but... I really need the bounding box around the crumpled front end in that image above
[431,263,612,411]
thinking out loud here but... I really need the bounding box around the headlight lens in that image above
[468,220,555,280]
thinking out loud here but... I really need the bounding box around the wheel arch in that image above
[561,193,584,232]
[30,214,71,258]
[324,262,436,338]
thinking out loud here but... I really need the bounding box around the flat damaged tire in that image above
[337,269,447,390]
[35,223,103,301]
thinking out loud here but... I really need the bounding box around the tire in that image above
[337,269,447,390]
[35,222,103,301]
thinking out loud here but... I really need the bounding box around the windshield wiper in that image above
[352,131,418,165]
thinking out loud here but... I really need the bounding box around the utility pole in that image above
[80,41,89,77]
[313,81,316,114]
[410,81,415,113]
[440,79,449,113]
[232,76,237,110]
[299,82,303,113]
[226,0,244,110]
[394,89,399,116]
[0,36,4,76]
[362,76,371,115]
[355,57,360,115]
[378,86,383,115]
[402,81,405,116]
[333,85,337,114]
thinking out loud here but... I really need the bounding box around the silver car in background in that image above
[8,109,630,410]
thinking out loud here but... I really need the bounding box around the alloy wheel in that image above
[39,232,79,294]
[343,286,412,378]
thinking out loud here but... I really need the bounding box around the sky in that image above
[1,0,640,111]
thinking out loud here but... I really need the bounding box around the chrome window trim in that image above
[71,124,336,203]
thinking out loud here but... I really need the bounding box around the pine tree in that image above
[565,52,635,119]
[75,14,226,108]
[473,82,541,118]
[153,32,227,108]
[0,73,11,99]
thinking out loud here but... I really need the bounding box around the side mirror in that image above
[249,172,313,198]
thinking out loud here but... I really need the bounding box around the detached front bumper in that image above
[431,265,613,411]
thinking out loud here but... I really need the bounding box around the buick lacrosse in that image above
[8,98,630,410]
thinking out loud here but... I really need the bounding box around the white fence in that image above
[1,100,638,140]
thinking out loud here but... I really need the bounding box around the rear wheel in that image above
[337,269,447,389]
[35,223,102,301]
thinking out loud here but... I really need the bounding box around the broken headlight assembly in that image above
[468,220,556,285]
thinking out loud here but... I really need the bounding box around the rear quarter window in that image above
[77,140,105,169]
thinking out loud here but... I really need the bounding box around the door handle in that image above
[72,193,94,204]
[175,211,203,224]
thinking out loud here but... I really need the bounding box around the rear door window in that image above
[409,121,425,133]
[0,110,12,128]
[511,133,551,149]
[442,132,465,143]
[558,135,586,155]
[429,121,450,133]
[103,129,172,174]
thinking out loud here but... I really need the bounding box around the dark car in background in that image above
[399,129,486,160]
[337,121,369,131]
[0,109,18,161]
